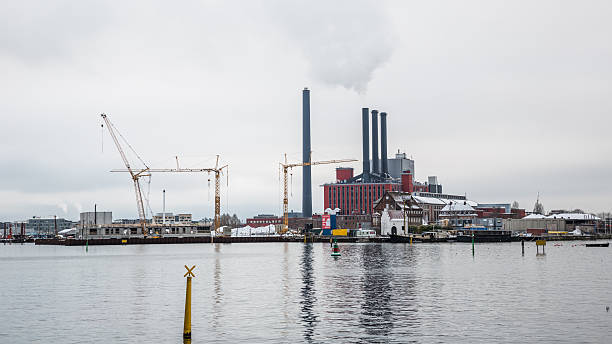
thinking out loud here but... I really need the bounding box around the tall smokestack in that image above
[362,108,370,182]
[371,110,379,175]
[381,112,388,176]
[302,88,312,218]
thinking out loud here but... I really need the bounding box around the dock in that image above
[33,236,386,246]
[9,233,609,246]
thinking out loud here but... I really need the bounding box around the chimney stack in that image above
[380,112,388,176]
[371,110,379,175]
[362,108,370,182]
[302,88,312,218]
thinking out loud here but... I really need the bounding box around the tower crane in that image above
[280,154,357,234]
[111,155,228,232]
[100,113,150,237]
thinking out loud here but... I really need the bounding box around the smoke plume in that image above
[57,202,68,214]
[270,0,395,93]
[72,202,83,214]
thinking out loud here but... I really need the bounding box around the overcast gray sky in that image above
[1,0,611,221]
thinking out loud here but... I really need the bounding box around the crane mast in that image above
[101,113,149,237]
[214,155,223,231]
[280,154,357,234]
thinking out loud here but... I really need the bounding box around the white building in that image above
[380,207,425,236]
[439,202,478,228]
[411,193,478,223]
[80,212,112,226]
[380,210,406,236]
[152,213,192,225]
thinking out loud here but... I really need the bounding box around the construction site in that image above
[24,88,360,245]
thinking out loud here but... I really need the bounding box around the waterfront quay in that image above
[27,233,612,246]
[33,236,378,246]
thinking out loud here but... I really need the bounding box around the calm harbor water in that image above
[1,241,611,343]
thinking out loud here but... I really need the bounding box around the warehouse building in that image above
[503,213,600,234]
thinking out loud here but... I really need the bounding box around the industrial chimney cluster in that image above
[362,107,389,183]
[301,89,392,218]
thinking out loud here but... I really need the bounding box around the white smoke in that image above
[270,0,395,93]
[57,202,68,214]
[72,202,83,214]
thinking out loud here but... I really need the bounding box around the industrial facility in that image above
[4,89,610,243]
[322,107,443,216]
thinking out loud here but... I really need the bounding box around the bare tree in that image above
[220,213,242,227]
[512,201,520,209]
[533,200,544,215]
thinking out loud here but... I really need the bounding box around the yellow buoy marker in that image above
[183,265,196,340]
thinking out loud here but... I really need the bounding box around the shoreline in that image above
[11,234,610,246]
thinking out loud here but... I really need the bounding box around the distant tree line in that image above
[219,213,241,227]
[407,224,453,234]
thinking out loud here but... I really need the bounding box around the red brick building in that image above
[323,167,404,215]
[246,214,282,228]
[475,207,526,219]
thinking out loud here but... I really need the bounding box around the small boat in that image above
[417,231,450,243]
[355,229,376,242]
[586,243,609,247]
[389,234,414,243]
[457,230,512,243]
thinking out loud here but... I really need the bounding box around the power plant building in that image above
[323,108,444,216]
[385,151,415,180]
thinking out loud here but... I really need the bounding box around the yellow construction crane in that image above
[111,155,228,232]
[280,154,357,233]
[101,113,150,237]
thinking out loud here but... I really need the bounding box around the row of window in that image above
[327,184,394,214]
[248,219,281,224]
[87,227,205,235]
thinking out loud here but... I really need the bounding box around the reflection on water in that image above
[1,242,611,343]
[282,242,290,335]
[360,244,393,342]
[300,243,317,343]
[212,243,222,330]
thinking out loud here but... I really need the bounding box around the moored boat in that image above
[389,234,414,243]
[457,229,512,243]
[585,243,609,247]
[417,231,450,243]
